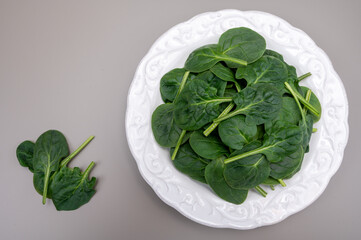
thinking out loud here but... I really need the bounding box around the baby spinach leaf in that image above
[160,68,191,102]
[16,140,35,172]
[262,177,280,186]
[265,97,302,133]
[261,123,303,162]
[174,79,233,130]
[270,146,304,179]
[32,130,69,204]
[205,157,248,204]
[218,27,266,66]
[210,62,235,82]
[218,115,258,150]
[189,131,228,160]
[184,44,247,72]
[197,70,227,97]
[33,172,48,196]
[50,162,96,211]
[214,84,282,125]
[224,142,270,189]
[235,56,288,89]
[299,115,314,154]
[170,142,210,184]
[224,122,302,164]
[263,49,284,61]
[210,63,241,92]
[151,103,183,147]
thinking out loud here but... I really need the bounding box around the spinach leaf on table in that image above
[205,157,248,204]
[32,130,69,204]
[189,131,229,160]
[16,140,35,172]
[50,162,96,211]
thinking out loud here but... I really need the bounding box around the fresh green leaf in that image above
[184,44,247,72]
[262,177,280,186]
[270,146,304,179]
[218,115,258,150]
[151,103,183,147]
[16,140,35,172]
[263,49,284,61]
[205,157,248,204]
[160,68,191,102]
[171,142,210,184]
[265,97,302,133]
[189,131,228,160]
[174,79,233,130]
[218,27,266,66]
[224,122,302,163]
[214,84,282,125]
[224,142,270,189]
[235,56,288,89]
[33,130,69,204]
[50,162,96,211]
[196,70,227,97]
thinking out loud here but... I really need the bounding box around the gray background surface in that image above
[0,0,359,239]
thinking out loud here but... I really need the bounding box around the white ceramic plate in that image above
[125,10,349,229]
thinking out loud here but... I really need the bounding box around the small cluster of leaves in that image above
[152,27,322,204]
[16,130,97,211]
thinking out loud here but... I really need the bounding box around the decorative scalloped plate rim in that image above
[125,9,349,229]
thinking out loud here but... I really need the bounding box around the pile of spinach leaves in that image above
[152,27,322,204]
[16,130,97,210]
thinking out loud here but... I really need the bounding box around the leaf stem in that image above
[234,82,241,92]
[303,89,312,114]
[224,146,268,164]
[60,136,95,168]
[298,72,312,81]
[284,82,306,124]
[270,185,275,191]
[171,130,187,160]
[203,103,234,136]
[82,161,95,181]
[175,71,190,99]
[42,167,51,204]
[284,82,320,118]
[255,186,267,197]
[220,56,247,66]
[278,179,286,187]
[213,107,243,123]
